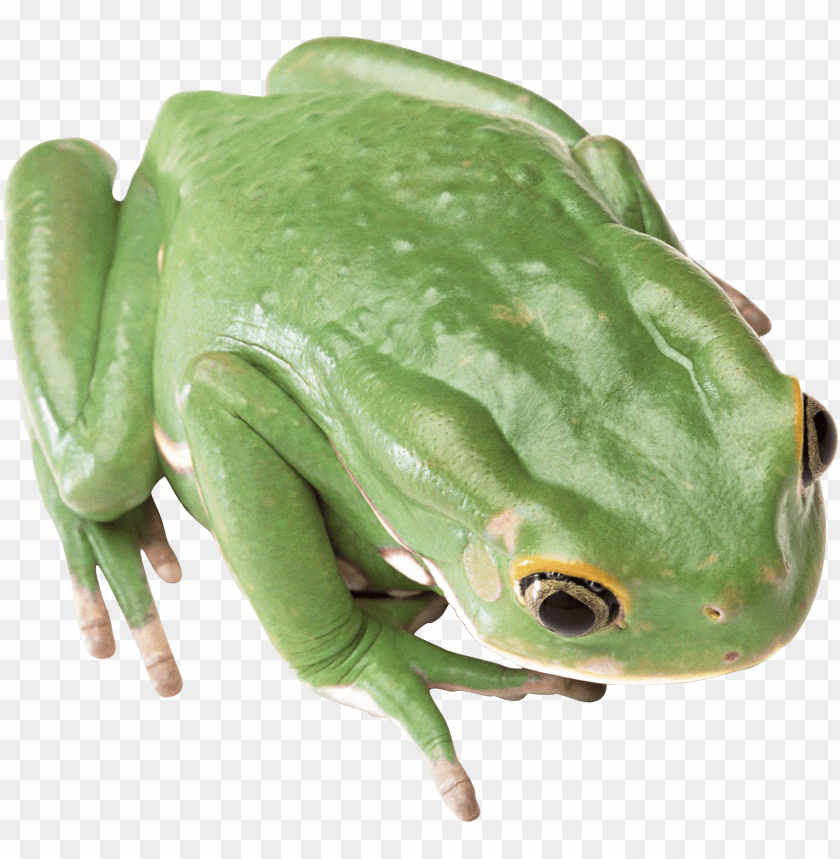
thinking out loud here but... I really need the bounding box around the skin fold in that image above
[4,37,833,822]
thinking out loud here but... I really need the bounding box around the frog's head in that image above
[346,227,834,684]
[473,379,834,685]
[440,385,834,687]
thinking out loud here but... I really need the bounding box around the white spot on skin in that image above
[153,418,193,475]
[393,240,413,253]
[378,547,435,587]
[519,261,548,275]
[157,244,164,273]
[577,657,625,677]
[336,557,369,592]
[317,685,386,718]
[486,509,521,554]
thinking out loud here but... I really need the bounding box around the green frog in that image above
[5,37,834,821]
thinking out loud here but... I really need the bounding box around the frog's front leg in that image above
[571,134,772,336]
[179,351,606,822]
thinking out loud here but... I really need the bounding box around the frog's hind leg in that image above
[6,138,163,521]
[7,140,182,694]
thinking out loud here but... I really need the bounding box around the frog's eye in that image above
[802,393,837,487]
[519,573,620,637]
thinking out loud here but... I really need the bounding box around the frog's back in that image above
[146,84,619,404]
[147,78,797,558]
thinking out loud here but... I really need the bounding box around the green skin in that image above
[5,38,828,821]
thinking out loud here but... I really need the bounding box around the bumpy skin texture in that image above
[4,38,830,821]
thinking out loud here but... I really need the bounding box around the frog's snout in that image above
[801,393,837,487]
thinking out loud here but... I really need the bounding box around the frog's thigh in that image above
[7,139,162,521]
[178,352,366,672]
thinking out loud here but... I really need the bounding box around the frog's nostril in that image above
[802,393,837,487]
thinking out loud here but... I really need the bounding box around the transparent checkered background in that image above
[1,2,838,858]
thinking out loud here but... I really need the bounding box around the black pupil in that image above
[538,589,597,637]
[814,409,838,467]
[520,573,620,637]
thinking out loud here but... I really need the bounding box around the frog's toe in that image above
[354,590,448,633]
[429,758,480,822]
[403,635,609,704]
[69,575,116,659]
[499,670,607,702]
[407,593,449,633]
[139,497,182,584]
[701,266,772,336]
[130,611,182,697]
[535,674,607,703]
[83,501,183,697]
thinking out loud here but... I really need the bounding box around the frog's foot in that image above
[79,499,183,696]
[313,618,605,821]
[76,499,183,696]
[29,436,183,696]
